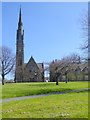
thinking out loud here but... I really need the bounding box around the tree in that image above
[80,3,90,80]
[80,10,88,51]
[49,53,81,82]
[0,46,15,85]
[88,2,90,81]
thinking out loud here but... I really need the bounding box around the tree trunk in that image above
[56,77,59,85]
[56,73,60,85]
[65,73,68,83]
[2,74,4,85]
[56,80,58,85]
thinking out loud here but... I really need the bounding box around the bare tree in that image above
[88,2,90,81]
[80,10,88,50]
[49,53,81,83]
[0,46,15,85]
[80,3,90,80]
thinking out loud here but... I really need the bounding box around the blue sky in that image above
[2,2,88,65]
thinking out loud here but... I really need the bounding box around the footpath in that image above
[2,88,90,103]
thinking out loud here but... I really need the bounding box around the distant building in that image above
[50,61,88,82]
[15,8,44,82]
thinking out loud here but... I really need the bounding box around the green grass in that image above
[0,84,2,120]
[2,91,88,118]
[2,82,88,99]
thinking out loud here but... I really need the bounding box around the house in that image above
[49,60,88,82]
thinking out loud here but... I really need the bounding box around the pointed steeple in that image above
[18,7,23,31]
[17,6,24,35]
[19,7,22,25]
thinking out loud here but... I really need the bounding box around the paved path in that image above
[2,88,90,103]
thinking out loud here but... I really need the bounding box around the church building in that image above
[15,8,44,82]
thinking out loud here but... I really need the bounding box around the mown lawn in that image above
[2,91,88,118]
[0,84,2,120]
[2,82,88,99]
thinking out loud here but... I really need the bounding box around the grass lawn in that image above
[0,84,2,120]
[2,91,88,118]
[2,81,88,99]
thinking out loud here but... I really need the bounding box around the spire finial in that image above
[19,6,22,25]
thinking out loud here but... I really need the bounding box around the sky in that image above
[2,2,88,62]
[1,2,88,79]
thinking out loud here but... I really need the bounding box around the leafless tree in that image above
[88,2,90,81]
[80,3,90,80]
[49,53,81,83]
[80,10,88,50]
[0,46,15,85]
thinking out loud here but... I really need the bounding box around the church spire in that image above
[19,7,22,25]
[18,7,23,30]
[15,7,24,82]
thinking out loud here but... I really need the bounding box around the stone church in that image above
[15,8,44,82]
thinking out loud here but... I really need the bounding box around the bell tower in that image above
[15,7,24,82]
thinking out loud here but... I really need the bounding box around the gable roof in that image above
[25,56,44,73]
[26,56,39,69]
